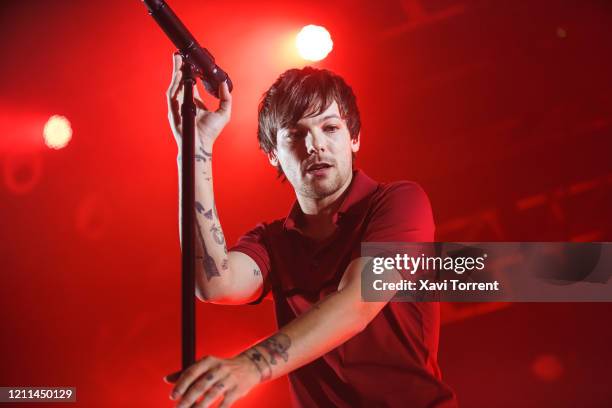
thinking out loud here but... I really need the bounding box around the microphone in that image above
[143,0,233,98]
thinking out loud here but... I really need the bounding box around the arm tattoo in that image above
[210,224,226,245]
[254,268,261,276]
[199,146,212,160]
[195,202,214,220]
[195,201,206,215]
[221,258,229,270]
[195,147,212,167]
[256,333,291,365]
[241,349,272,382]
[195,221,220,280]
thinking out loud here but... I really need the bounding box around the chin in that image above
[302,175,344,199]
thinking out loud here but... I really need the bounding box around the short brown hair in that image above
[257,67,361,157]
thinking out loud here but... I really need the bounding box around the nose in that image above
[305,130,326,155]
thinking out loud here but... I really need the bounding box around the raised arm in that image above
[167,53,262,305]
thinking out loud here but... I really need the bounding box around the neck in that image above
[296,171,354,231]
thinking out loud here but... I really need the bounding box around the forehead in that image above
[295,101,342,127]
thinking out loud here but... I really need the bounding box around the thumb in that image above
[216,81,232,115]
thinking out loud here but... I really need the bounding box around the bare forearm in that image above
[177,141,231,300]
[239,289,373,383]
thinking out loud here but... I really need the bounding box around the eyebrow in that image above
[292,114,341,129]
[317,114,342,123]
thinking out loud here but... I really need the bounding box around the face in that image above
[268,101,360,200]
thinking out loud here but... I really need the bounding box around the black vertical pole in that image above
[180,60,196,370]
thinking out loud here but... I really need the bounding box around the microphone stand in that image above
[142,0,233,374]
[180,60,197,370]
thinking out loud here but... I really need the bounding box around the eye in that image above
[324,124,339,133]
[284,128,298,139]
[288,129,306,139]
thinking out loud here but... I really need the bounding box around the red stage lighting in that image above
[532,354,564,382]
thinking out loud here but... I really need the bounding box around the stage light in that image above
[296,25,333,62]
[532,354,563,381]
[556,27,567,39]
[43,115,72,149]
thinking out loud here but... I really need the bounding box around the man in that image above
[164,53,457,408]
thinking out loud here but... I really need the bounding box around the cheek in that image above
[277,150,300,174]
[337,138,354,160]
[280,143,307,162]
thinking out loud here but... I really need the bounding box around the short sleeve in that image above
[229,223,272,304]
[363,181,435,243]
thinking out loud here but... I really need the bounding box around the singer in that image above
[164,54,457,408]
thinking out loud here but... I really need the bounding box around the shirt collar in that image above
[283,168,379,232]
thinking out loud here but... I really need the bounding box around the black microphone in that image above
[143,0,233,98]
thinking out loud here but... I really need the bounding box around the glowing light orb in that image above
[296,25,333,62]
[43,115,72,149]
[532,354,564,382]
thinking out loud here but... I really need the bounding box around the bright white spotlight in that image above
[43,115,72,149]
[296,25,333,62]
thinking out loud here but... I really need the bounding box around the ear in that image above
[350,132,361,153]
[267,150,279,167]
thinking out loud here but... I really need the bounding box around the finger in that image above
[168,96,182,136]
[195,376,231,408]
[190,79,209,113]
[173,76,185,103]
[215,81,232,116]
[172,357,216,400]
[193,81,203,101]
[178,368,225,408]
[163,370,182,384]
[195,97,208,112]
[218,387,240,408]
[167,53,184,100]
[167,55,185,135]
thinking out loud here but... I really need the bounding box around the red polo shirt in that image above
[230,169,457,407]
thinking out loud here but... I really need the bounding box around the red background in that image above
[1,0,611,406]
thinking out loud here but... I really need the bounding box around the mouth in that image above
[305,162,333,176]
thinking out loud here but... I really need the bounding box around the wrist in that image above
[236,348,273,384]
[197,135,215,152]
[232,353,265,386]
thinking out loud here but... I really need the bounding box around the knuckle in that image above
[215,365,229,377]
[201,355,215,364]
[184,366,197,378]
[183,384,204,403]
[198,390,220,408]
[179,372,196,386]
[195,378,210,393]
